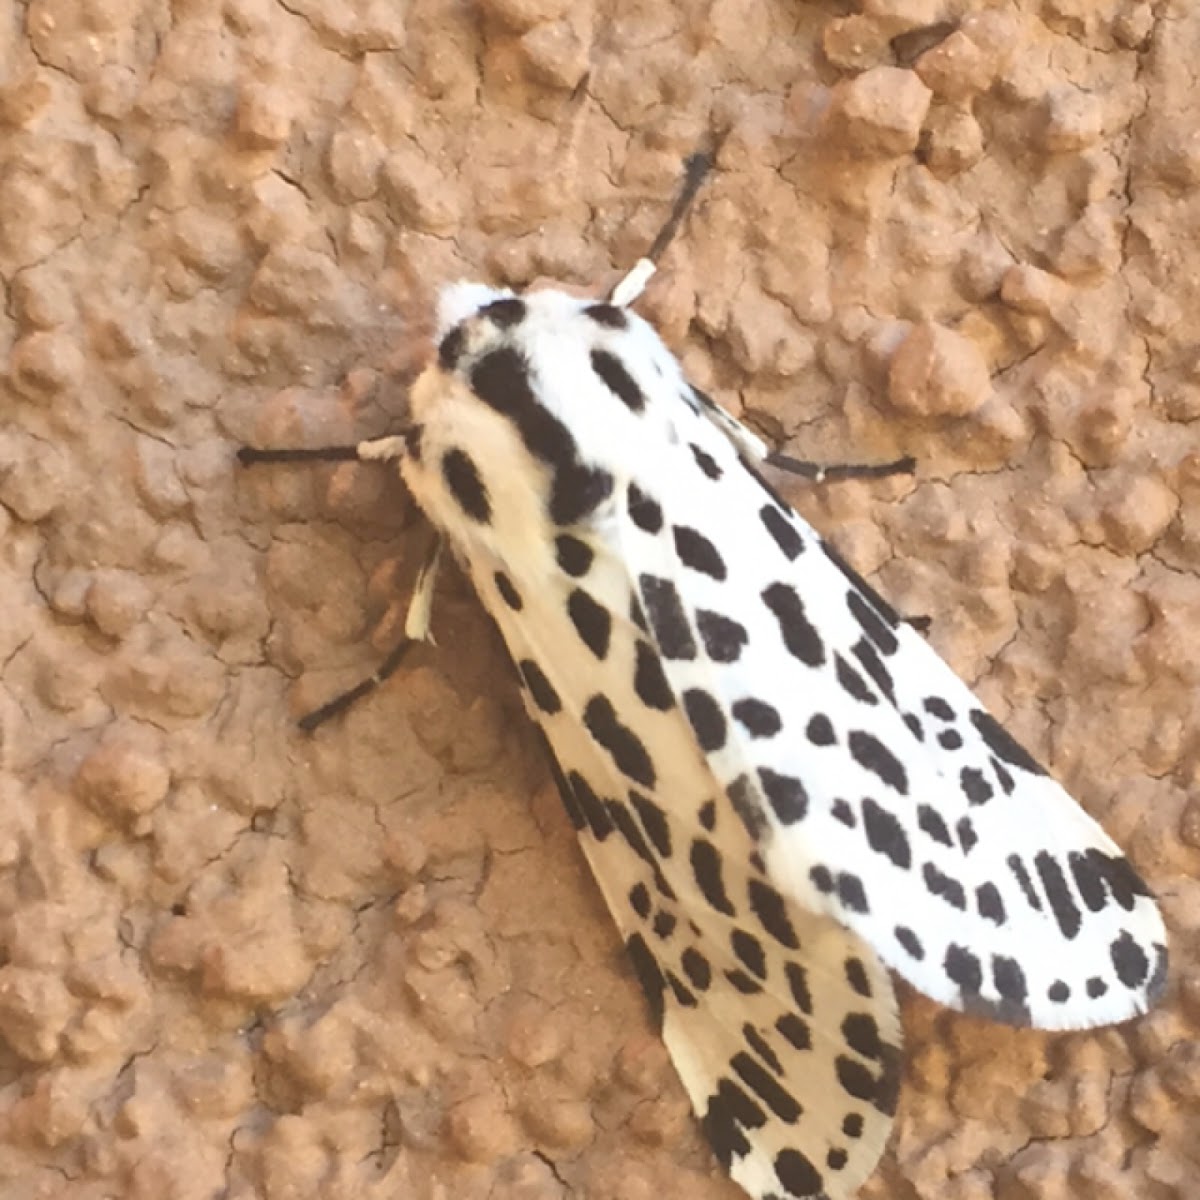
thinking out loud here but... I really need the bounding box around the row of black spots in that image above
[747,878,800,950]
[697,608,748,663]
[848,729,909,795]
[701,1079,761,1171]
[683,687,727,752]
[960,765,994,805]
[861,797,912,869]
[640,574,697,660]
[820,536,903,629]
[834,653,877,706]
[850,638,896,705]
[922,862,967,911]
[810,865,870,915]
[846,589,899,656]
[970,707,1049,776]
[583,694,656,788]
[690,442,723,480]
[762,582,826,667]
[567,588,612,659]
[760,503,806,562]
[519,659,562,716]
[441,447,492,523]
[633,641,674,711]
[726,775,769,841]
[591,348,646,412]
[691,837,735,917]
[673,524,727,580]
[731,697,781,738]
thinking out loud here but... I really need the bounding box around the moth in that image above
[240,155,1168,1200]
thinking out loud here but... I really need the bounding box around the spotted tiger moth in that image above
[240,155,1168,1200]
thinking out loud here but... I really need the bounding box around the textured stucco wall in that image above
[0,2,1197,1198]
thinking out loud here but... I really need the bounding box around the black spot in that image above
[1087,850,1150,911]
[970,708,1048,775]
[838,874,870,913]
[849,730,909,794]
[731,697,781,738]
[944,943,983,994]
[731,929,767,980]
[494,571,523,611]
[628,882,651,919]
[691,839,734,916]
[625,933,664,1026]
[775,1149,823,1196]
[683,688,727,752]
[938,729,963,751]
[726,775,768,841]
[1069,851,1107,912]
[759,505,805,560]
[518,659,561,715]
[851,638,895,703]
[743,1024,783,1075]
[834,653,877,705]
[591,348,645,412]
[690,443,723,479]
[916,804,952,847]
[976,883,1006,925]
[682,947,712,991]
[923,696,954,720]
[847,589,899,655]
[835,1057,880,1104]
[1048,980,1070,1003]
[1008,854,1042,911]
[725,969,763,995]
[666,971,696,1007]
[810,865,835,893]
[630,594,647,631]
[566,770,613,841]
[832,799,856,827]
[698,799,716,831]
[776,1012,811,1051]
[820,536,904,630]
[568,589,612,659]
[630,792,672,858]
[991,755,1015,795]
[806,714,836,745]
[406,424,424,462]
[633,642,674,711]
[923,862,966,910]
[1110,931,1150,988]
[441,448,491,522]
[894,925,924,959]
[904,713,924,740]
[993,955,1028,1003]
[627,483,663,532]
[1087,976,1108,998]
[842,1113,864,1139]
[828,1148,848,1172]
[640,574,696,660]
[480,296,527,327]
[1035,851,1081,939]
[841,1012,884,1059]
[861,798,912,868]
[960,766,994,805]
[731,1052,802,1123]
[439,323,471,371]
[786,962,814,1015]
[696,609,748,662]
[956,816,978,853]
[674,525,727,580]
[702,1082,759,1169]
[542,742,583,831]
[583,303,627,328]
[608,800,655,867]
[759,768,808,824]
[845,957,872,997]
[554,534,593,577]
[583,695,655,787]
[550,463,614,525]
[747,879,799,949]
[762,582,825,667]
[471,346,570,464]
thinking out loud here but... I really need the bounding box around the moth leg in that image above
[765,452,916,483]
[297,638,415,732]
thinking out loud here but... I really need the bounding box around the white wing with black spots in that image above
[383,282,1167,1200]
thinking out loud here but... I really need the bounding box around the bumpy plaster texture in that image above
[1,2,1197,1198]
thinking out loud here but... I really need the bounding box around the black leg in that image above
[297,639,415,732]
[765,452,916,483]
[238,445,363,465]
